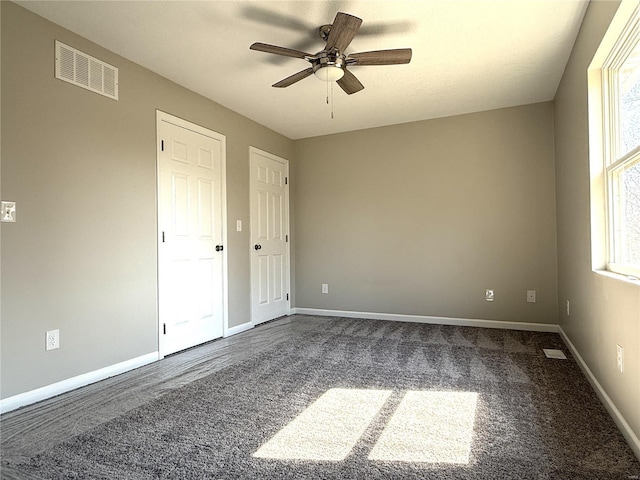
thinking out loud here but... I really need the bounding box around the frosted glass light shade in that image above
[314,65,344,82]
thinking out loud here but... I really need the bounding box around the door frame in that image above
[156,110,229,357]
[249,146,291,325]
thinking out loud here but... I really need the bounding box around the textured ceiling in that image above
[18,0,589,139]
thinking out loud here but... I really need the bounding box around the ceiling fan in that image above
[250,12,412,95]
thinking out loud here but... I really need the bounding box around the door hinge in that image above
[161,140,165,151]
[286,234,288,242]
[285,177,288,185]
[162,231,165,243]
[286,293,289,301]
[163,323,166,335]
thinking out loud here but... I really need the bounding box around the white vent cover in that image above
[55,41,118,100]
[543,349,567,359]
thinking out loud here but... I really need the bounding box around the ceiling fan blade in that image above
[337,69,364,95]
[348,48,412,65]
[325,12,362,53]
[250,42,312,60]
[273,67,314,88]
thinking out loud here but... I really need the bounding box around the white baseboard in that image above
[559,327,640,462]
[2,320,255,414]
[0,352,159,415]
[225,321,253,337]
[292,308,559,333]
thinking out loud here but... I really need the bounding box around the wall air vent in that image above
[55,41,118,100]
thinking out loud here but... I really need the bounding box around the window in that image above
[596,2,640,278]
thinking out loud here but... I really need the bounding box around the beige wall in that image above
[555,0,640,449]
[0,2,294,399]
[293,102,558,324]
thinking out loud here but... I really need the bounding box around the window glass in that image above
[621,159,640,265]
[619,39,640,156]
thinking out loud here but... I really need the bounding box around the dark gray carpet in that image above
[17,318,640,479]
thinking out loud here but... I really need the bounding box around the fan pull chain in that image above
[326,79,329,105]
[331,81,334,120]
[325,81,335,120]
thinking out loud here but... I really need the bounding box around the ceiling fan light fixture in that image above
[314,65,345,82]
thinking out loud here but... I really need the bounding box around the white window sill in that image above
[594,269,640,286]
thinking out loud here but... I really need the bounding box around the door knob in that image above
[254,244,262,250]
[216,245,223,252]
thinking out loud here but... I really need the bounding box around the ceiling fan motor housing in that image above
[312,51,346,79]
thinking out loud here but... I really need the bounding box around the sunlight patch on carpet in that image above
[368,391,478,464]
[253,388,391,461]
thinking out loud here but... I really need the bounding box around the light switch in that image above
[1,201,16,222]
[236,220,242,232]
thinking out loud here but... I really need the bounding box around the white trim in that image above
[0,352,159,414]
[292,308,559,333]
[220,137,229,338]
[224,321,254,337]
[156,110,226,140]
[559,327,640,461]
[594,268,640,285]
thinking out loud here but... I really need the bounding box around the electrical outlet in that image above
[1,201,16,222]
[617,344,624,373]
[46,329,60,351]
[527,290,536,303]
[566,300,570,316]
[485,289,494,302]
[321,283,329,294]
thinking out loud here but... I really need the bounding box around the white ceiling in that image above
[17,0,589,140]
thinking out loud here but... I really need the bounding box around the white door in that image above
[157,112,227,356]
[250,147,290,325]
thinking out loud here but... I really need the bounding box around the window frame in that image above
[600,4,640,279]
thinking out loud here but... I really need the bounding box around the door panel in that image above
[258,255,270,305]
[198,179,214,237]
[258,190,269,240]
[172,174,189,236]
[250,147,290,324]
[158,113,226,356]
[272,254,284,301]
[272,193,283,240]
